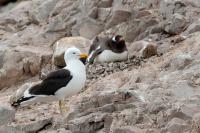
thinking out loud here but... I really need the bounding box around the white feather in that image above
[55,60,86,100]
[96,50,128,63]
[19,48,86,106]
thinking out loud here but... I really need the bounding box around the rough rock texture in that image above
[0,106,15,126]
[52,36,91,67]
[0,0,200,132]
[128,40,157,58]
[0,46,52,89]
[86,57,141,82]
[164,13,187,35]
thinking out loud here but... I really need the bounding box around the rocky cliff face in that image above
[0,0,200,133]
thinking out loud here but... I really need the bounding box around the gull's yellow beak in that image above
[79,53,88,59]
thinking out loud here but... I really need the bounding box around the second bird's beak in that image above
[79,53,88,64]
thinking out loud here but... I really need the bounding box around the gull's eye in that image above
[72,52,76,54]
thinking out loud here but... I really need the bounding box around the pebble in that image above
[86,57,142,82]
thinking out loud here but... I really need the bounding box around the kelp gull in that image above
[11,47,88,114]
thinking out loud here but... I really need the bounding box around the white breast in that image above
[96,50,128,63]
[55,60,86,100]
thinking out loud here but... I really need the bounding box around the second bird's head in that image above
[112,35,125,46]
[64,47,88,64]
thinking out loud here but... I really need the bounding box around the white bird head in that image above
[64,47,88,63]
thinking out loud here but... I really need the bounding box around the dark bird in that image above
[87,35,128,64]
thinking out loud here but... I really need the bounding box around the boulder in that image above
[46,16,70,32]
[0,50,25,90]
[160,0,186,19]
[164,13,187,35]
[128,40,157,58]
[98,8,111,22]
[183,19,200,35]
[0,46,52,90]
[0,106,15,126]
[101,16,159,42]
[52,37,91,67]
[170,53,192,70]
[165,105,199,121]
[79,19,104,39]
[98,0,113,8]
[30,0,58,23]
[165,118,189,133]
[105,9,131,29]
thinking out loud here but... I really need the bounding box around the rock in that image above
[128,40,157,58]
[23,56,41,76]
[192,113,200,133]
[52,37,91,67]
[160,0,186,20]
[170,53,192,70]
[183,19,200,35]
[109,108,145,132]
[66,113,106,133]
[13,118,53,132]
[136,10,152,19]
[88,7,98,19]
[165,118,189,133]
[98,0,113,8]
[98,8,111,22]
[46,16,70,32]
[78,19,104,39]
[65,88,144,124]
[137,0,160,9]
[30,0,58,23]
[0,106,15,126]
[101,16,159,42]
[0,46,52,89]
[164,13,187,35]
[113,126,144,133]
[0,50,25,90]
[105,9,131,29]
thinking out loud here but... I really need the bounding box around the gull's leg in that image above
[59,100,68,114]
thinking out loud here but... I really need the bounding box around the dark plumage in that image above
[12,69,72,107]
[88,35,128,64]
[29,69,72,95]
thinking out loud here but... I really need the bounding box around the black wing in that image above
[29,69,72,95]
